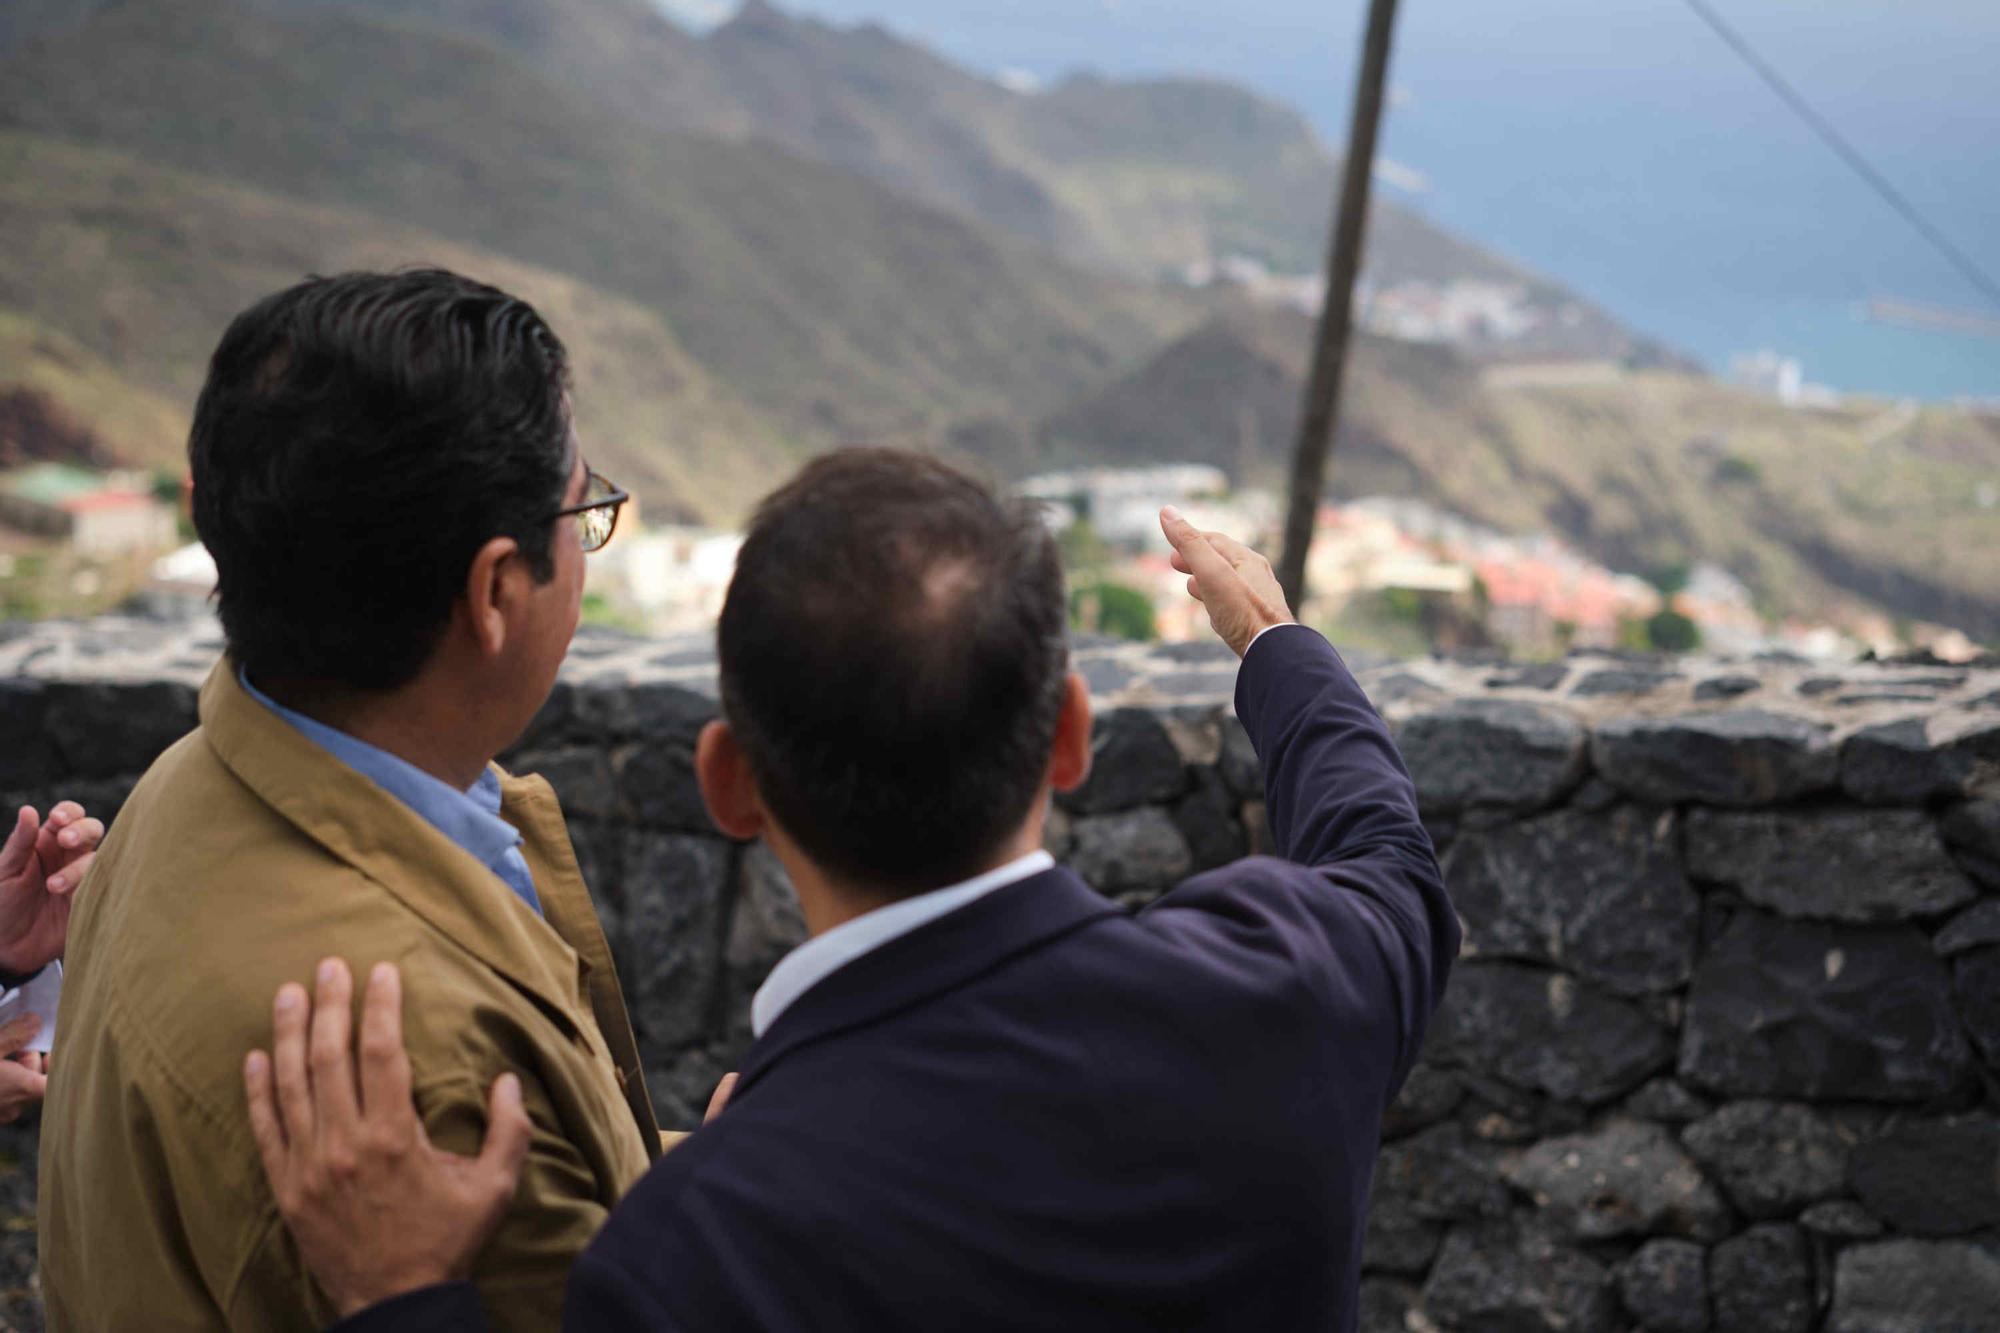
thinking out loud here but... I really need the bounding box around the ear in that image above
[695,719,765,841]
[462,535,525,660]
[1048,672,1093,794]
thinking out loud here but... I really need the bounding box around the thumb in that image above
[476,1073,532,1198]
[0,809,36,879]
[0,1014,39,1055]
[704,1072,738,1125]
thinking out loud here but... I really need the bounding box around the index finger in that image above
[357,962,412,1119]
[1159,506,1240,587]
[1202,531,1262,568]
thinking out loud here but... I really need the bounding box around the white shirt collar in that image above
[750,849,1056,1038]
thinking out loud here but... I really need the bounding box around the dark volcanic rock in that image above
[1681,1100,1854,1219]
[1936,900,2000,956]
[1941,799,2000,888]
[509,745,620,820]
[1841,711,2000,804]
[1361,1205,1441,1276]
[1067,807,1193,896]
[1502,1118,1729,1241]
[1711,1223,1813,1333]
[1827,1239,2000,1333]
[1848,1117,2000,1236]
[1799,1200,1882,1239]
[1357,1278,1422,1333]
[644,1043,736,1131]
[1573,667,1681,697]
[1076,655,1136,696]
[1373,1122,1510,1223]
[1679,909,1969,1101]
[1957,945,2000,1067]
[720,841,806,1043]
[1591,710,1837,806]
[1685,807,1975,922]
[1395,698,1588,812]
[619,732,719,833]
[1446,806,1695,994]
[1422,1219,1616,1333]
[43,678,198,778]
[1456,1074,1590,1144]
[1060,708,1190,813]
[1694,674,1760,702]
[1216,716,1262,798]
[1486,662,1569,691]
[572,679,716,741]
[1623,1078,1712,1124]
[1382,1064,1464,1140]
[618,831,732,1056]
[1431,962,1674,1104]
[1617,1238,1711,1333]
[1942,799,2000,858]
[0,1121,43,1331]
[0,680,54,788]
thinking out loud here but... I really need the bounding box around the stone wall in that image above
[2,616,1999,1332]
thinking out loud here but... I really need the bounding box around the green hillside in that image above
[0,131,801,522]
[1023,307,2000,639]
[230,0,1643,347]
[0,0,1197,449]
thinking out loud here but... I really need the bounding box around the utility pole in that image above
[1275,0,1403,609]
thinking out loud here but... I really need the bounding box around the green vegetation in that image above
[1644,609,1702,653]
[1070,582,1157,643]
[0,0,1196,459]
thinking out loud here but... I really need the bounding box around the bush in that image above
[1070,581,1157,642]
[1645,608,1701,652]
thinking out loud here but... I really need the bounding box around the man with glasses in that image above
[40,269,652,1332]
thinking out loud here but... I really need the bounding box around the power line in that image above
[1678,0,2000,312]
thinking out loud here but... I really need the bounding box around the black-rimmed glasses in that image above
[550,467,629,553]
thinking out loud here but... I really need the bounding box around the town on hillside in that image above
[11,450,1961,664]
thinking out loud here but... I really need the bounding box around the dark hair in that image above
[189,268,573,691]
[718,449,1069,895]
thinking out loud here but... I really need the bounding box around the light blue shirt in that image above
[240,671,542,915]
[749,849,1055,1037]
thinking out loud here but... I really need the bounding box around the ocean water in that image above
[752,0,2000,401]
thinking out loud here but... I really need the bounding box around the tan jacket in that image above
[40,662,660,1331]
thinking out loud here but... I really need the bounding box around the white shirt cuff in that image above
[1245,621,1309,656]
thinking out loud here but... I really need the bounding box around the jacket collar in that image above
[735,866,1121,1096]
[198,659,589,1040]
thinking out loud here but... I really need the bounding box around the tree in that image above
[1645,608,1701,652]
[1070,582,1157,643]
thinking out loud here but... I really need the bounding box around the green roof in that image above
[1,463,110,506]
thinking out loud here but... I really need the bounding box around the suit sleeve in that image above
[325,1283,491,1333]
[1159,626,1459,1091]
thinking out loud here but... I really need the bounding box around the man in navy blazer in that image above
[244,448,1459,1332]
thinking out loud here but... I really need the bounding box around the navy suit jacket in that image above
[334,626,1458,1333]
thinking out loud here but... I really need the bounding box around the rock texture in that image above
[1680,910,1969,1101]
[6,620,2000,1332]
[1618,1237,1711,1333]
[1447,806,1696,993]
